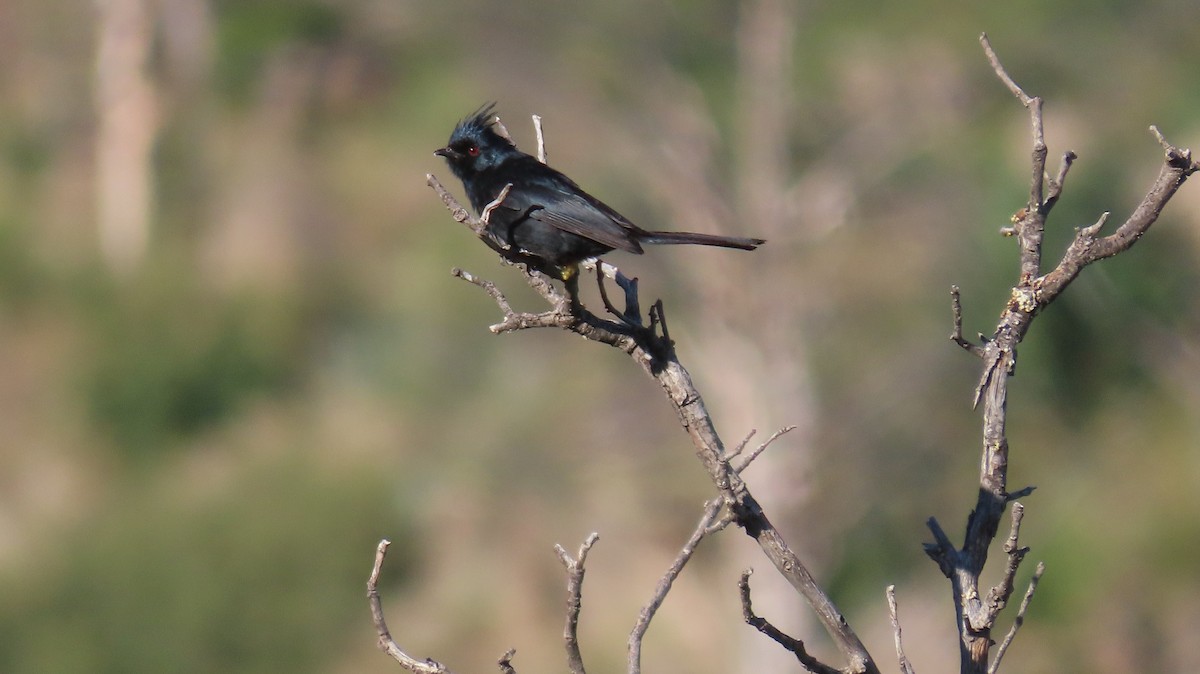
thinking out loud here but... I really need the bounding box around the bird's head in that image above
[434,103,516,178]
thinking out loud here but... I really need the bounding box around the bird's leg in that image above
[561,263,584,314]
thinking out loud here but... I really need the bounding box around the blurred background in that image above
[1,0,1198,672]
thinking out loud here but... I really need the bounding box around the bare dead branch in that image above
[427,173,476,229]
[726,428,758,460]
[979,33,1033,106]
[988,563,1046,674]
[1005,485,1036,502]
[986,502,1030,619]
[732,425,797,473]
[451,268,519,322]
[922,516,957,578]
[492,115,513,144]
[431,114,881,674]
[647,299,672,348]
[480,183,513,225]
[981,33,1049,284]
[738,570,842,674]
[368,540,457,674]
[950,285,985,357]
[581,257,624,282]
[428,173,512,256]
[628,498,731,674]
[429,173,561,278]
[1079,210,1110,238]
[594,267,625,321]
[1043,151,1078,212]
[497,649,518,674]
[555,533,599,674]
[592,259,644,325]
[934,36,1196,674]
[413,29,1198,674]
[886,585,917,674]
[1034,129,1198,305]
[533,114,547,164]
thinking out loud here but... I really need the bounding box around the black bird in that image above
[435,104,765,288]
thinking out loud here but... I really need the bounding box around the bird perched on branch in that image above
[435,104,765,297]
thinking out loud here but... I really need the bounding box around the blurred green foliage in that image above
[0,457,412,673]
[79,273,301,460]
[214,0,345,103]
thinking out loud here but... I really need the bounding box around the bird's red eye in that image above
[467,145,480,157]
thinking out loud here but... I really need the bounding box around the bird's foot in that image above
[559,266,586,316]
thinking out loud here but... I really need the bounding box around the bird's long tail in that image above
[640,231,765,251]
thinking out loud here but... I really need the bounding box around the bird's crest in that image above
[450,102,513,148]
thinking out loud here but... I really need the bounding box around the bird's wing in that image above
[527,194,642,254]
[516,177,648,253]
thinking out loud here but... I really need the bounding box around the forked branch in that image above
[556,534,600,674]
[738,569,841,674]
[427,114,879,674]
[927,34,1197,674]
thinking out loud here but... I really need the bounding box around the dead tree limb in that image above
[394,46,1199,665]
[628,498,732,674]
[738,569,842,674]
[555,534,599,674]
[368,539,457,674]
[885,585,916,674]
[924,33,1199,674]
[425,111,880,673]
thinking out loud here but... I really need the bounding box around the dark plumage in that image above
[434,104,764,280]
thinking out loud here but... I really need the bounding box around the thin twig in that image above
[979,33,1032,105]
[922,516,957,578]
[453,268,515,313]
[628,498,731,674]
[886,585,917,674]
[492,115,513,144]
[582,259,643,324]
[555,533,599,674]
[595,264,625,320]
[580,258,628,283]
[428,173,515,256]
[726,429,758,460]
[368,540,455,673]
[988,562,1046,674]
[452,268,574,334]
[649,300,671,346]
[738,570,842,674]
[498,649,518,674]
[986,503,1030,618]
[1043,151,1078,212]
[732,425,797,473]
[615,272,642,327]
[950,286,985,357]
[1005,485,1036,502]
[982,33,1047,283]
[481,183,513,225]
[533,114,547,164]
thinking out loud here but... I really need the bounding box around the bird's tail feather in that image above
[640,231,765,251]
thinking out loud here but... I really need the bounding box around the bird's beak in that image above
[434,146,457,159]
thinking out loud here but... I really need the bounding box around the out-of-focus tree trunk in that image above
[727,3,818,672]
[622,1,820,670]
[94,0,159,274]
